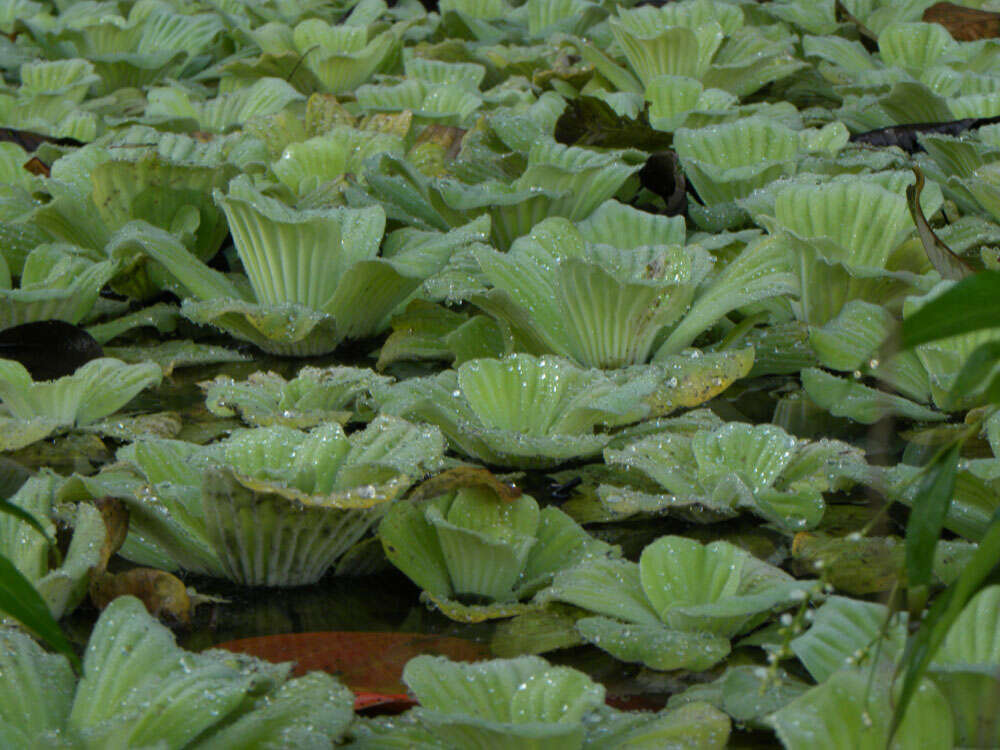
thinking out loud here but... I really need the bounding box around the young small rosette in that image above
[116,416,445,585]
[539,536,815,672]
[0,357,162,451]
[146,77,304,133]
[0,596,354,748]
[246,15,396,94]
[373,352,753,469]
[200,365,391,428]
[361,140,645,250]
[379,471,616,621]
[17,4,223,93]
[116,178,462,355]
[0,471,106,620]
[0,59,99,141]
[602,412,871,530]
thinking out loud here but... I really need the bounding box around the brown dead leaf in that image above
[93,497,128,572]
[415,125,466,161]
[22,156,49,177]
[834,0,879,53]
[90,568,193,625]
[407,467,522,504]
[907,166,974,280]
[0,126,83,152]
[924,2,1000,41]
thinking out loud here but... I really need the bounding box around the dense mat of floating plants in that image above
[0,0,999,746]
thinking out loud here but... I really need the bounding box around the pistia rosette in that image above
[0,471,106,621]
[470,215,796,366]
[0,244,115,329]
[0,357,162,451]
[244,14,396,94]
[538,535,815,671]
[349,654,732,749]
[378,469,616,621]
[29,133,241,300]
[0,596,354,748]
[200,365,391,428]
[116,179,472,355]
[767,593,980,749]
[15,4,224,94]
[372,351,754,469]
[600,412,871,530]
[113,416,445,586]
[673,117,848,229]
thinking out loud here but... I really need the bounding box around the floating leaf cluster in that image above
[0,0,998,746]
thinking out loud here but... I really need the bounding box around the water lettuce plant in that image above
[200,365,390,428]
[0,595,354,748]
[540,535,814,671]
[0,472,106,620]
[673,117,849,229]
[349,654,731,749]
[0,244,115,329]
[374,351,753,468]
[3,1,1000,747]
[768,588,1000,749]
[379,470,615,621]
[115,179,466,355]
[471,215,796,366]
[0,357,162,450]
[600,412,870,530]
[28,135,240,299]
[113,416,444,585]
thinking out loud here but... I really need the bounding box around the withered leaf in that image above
[90,568,193,625]
[907,166,974,280]
[407,467,522,504]
[850,115,1000,153]
[0,127,83,152]
[22,156,49,177]
[924,2,1000,41]
[93,497,128,573]
[414,125,466,161]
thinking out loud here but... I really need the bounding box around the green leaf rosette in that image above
[115,416,445,585]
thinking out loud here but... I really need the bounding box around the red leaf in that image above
[214,630,490,708]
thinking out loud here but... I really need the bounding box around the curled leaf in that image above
[89,567,193,625]
[907,167,973,281]
[407,467,522,504]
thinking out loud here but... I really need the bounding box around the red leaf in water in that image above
[214,631,490,711]
[924,2,1000,41]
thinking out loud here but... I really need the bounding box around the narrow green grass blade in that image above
[901,272,1000,349]
[905,443,960,589]
[891,507,1000,741]
[0,554,80,672]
